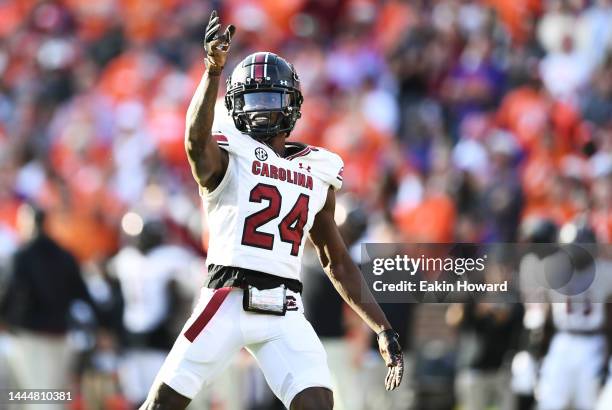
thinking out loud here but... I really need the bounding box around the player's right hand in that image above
[204,10,235,74]
[377,329,404,391]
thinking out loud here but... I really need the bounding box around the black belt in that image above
[205,264,303,294]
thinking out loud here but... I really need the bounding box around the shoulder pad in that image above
[212,115,255,157]
[295,146,344,191]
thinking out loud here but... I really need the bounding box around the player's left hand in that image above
[377,329,404,390]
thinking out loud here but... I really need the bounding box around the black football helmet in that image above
[520,218,558,243]
[225,52,303,140]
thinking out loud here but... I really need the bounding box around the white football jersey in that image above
[546,259,612,332]
[109,245,195,333]
[201,119,343,281]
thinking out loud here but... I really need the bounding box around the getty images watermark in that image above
[360,243,611,303]
[371,253,491,291]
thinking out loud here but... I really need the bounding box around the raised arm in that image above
[309,187,404,390]
[185,11,235,191]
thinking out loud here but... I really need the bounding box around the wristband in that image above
[377,329,399,341]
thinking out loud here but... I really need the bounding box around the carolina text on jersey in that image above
[251,160,314,190]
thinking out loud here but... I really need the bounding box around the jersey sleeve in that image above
[196,116,250,198]
[307,147,344,191]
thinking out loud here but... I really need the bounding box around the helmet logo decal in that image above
[253,53,267,80]
[255,147,268,161]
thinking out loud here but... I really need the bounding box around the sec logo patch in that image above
[255,147,268,161]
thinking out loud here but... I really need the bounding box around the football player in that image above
[140,11,404,410]
[532,222,612,410]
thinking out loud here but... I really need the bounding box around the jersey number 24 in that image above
[241,183,309,256]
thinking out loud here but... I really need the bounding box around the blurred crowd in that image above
[0,0,611,409]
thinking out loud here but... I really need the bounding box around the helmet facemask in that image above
[226,90,300,140]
